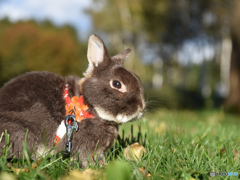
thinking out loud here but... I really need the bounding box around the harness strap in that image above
[54,84,94,147]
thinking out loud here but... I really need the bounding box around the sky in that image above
[177,38,215,66]
[0,0,92,39]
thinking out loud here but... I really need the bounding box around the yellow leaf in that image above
[139,166,152,179]
[124,142,146,161]
[64,169,101,180]
[11,167,29,175]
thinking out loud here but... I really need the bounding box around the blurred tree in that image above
[225,0,240,112]
[87,0,237,110]
[86,0,153,84]
[87,0,216,72]
[0,19,87,85]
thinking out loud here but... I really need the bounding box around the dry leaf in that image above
[234,149,240,161]
[220,148,240,161]
[147,173,152,177]
[64,169,101,180]
[10,158,42,175]
[220,148,225,156]
[124,142,146,161]
[139,166,146,174]
[139,166,152,179]
[11,167,29,175]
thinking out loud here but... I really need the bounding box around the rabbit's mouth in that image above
[94,106,145,123]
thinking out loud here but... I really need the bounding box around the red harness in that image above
[54,84,94,145]
[64,84,94,121]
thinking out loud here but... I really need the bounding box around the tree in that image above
[87,0,238,110]
[0,19,87,85]
[225,0,240,112]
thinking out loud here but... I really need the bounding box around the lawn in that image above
[0,109,240,179]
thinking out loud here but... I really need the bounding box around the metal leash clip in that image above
[64,114,78,156]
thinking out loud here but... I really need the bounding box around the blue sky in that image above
[0,0,92,39]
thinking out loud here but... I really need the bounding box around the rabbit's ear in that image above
[87,34,106,67]
[84,34,109,77]
[112,48,131,65]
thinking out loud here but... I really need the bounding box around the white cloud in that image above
[0,4,29,21]
[0,0,92,36]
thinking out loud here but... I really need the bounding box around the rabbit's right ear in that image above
[84,34,110,77]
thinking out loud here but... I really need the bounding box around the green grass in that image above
[1,109,240,179]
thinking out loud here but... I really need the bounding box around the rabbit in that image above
[0,34,145,167]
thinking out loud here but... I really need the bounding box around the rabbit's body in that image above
[0,35,145,167]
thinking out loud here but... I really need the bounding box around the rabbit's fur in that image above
[0,34,145,167]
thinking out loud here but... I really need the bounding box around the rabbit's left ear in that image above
[84,34,110,77]
[87,34,105,67]
[112,48,131,65]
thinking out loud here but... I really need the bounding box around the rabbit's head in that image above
[80,34,145,123]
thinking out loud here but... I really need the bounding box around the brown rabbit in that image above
[0,34,145,167]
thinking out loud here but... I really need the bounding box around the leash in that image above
[63,115,78,157]
[54,84,94,157]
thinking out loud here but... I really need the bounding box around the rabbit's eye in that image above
[110,79,126,93]
[112,80,121,89]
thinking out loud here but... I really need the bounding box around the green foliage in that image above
[88,0,170,42]
[87,0,236,111]
[0,18,87,85]
[88,0,229,47]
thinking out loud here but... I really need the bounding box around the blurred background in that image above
[0,0,239,112]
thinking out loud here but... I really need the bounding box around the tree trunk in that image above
[225,0,240,112]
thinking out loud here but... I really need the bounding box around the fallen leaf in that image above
[139,166,146,174]
[11,158,42,174]
[31,163,37,169]
[139,166,152,179]
[124,142,146,161]
[31,158,41,169]
[64,169,102,180]
[220,148,240,161]
[11,167,29,175]
[234,149,240,161]
[147,172,152,178]
[220,148,225,156]
[37,158,42,165]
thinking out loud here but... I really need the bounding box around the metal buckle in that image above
[64,115,78,156]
